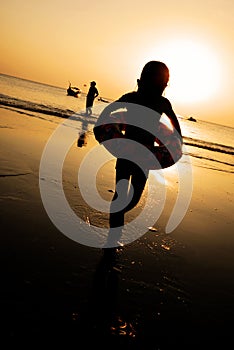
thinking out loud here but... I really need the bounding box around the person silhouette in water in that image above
[94,61,182,249]
[86,81,99,116]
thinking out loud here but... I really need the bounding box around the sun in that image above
[154,39,222,104]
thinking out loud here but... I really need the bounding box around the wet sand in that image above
[1,107,234,348]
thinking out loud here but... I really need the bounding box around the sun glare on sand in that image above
[154,40,221,104]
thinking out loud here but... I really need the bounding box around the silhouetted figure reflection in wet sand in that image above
[86,81,99,116]
[94,61,182,248]
[88,248,136,346]
[77,117,89,147]
[77,132,88,147]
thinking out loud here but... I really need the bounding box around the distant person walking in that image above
[86,81,99,116]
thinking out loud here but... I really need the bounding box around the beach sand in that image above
[1,107,234,348]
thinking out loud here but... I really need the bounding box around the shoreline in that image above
[1,107,234,347]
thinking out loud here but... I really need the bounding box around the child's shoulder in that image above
[117,91,138,103]
[160,95,172,107]
[160,95,170,102]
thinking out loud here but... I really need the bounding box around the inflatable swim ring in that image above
[94,110,183,170]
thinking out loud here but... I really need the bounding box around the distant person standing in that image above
[86,81,99,116]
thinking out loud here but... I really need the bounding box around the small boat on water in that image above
[187,116,197,122]
[67,82,81,97]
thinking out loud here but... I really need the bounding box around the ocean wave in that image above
[183,136,234,155]
[0,93,75,119]
[1,93,233,163]
[0,93,100,125]
[185,151,234,169]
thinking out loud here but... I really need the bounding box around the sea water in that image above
[0,73,233,174]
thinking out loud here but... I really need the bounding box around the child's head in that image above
[137,61,169,95]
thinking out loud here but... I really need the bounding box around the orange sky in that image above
[1,0,234,127]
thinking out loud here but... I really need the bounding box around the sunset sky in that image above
[1,0,234,127]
